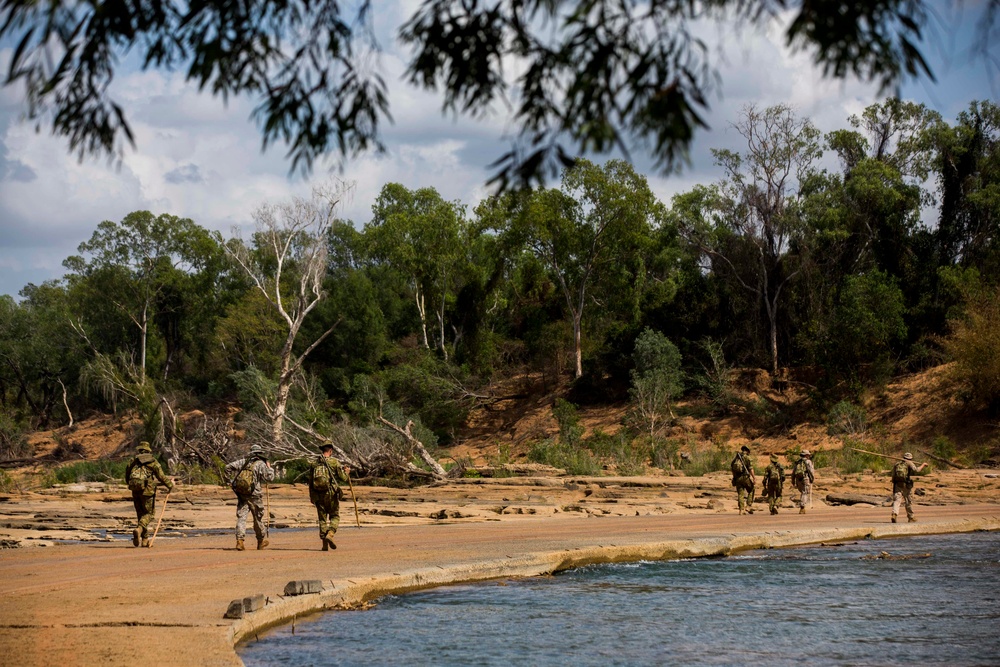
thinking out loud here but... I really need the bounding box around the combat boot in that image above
[891,514,897,523]
[323,532,337,551]
[142,538,151,548]
[799,507,806,514]
[257,538,269,550]
[908,517,917,523]
[132,528,141,547]
[236,538,245,551]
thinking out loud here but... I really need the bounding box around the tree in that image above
[517,159,659,378]
[629,328,683,442]
[2,0,974,185]
[682,104,821,375]
[364,184,467,360]
[225,181,349,445]
[62,211,220,384]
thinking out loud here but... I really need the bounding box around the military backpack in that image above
[231,460,255,496]
[792,458,809,484]
[892,461,912,487]
[127,457,154,494]
[311,458,337,494]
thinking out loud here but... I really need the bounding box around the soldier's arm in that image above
[334,461,349,484]
[259,460,276,483]
[153,462,174,490]
[125,461,134,482]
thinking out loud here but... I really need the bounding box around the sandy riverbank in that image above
[2,470,999,666]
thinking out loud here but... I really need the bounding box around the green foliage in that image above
[825,438,888,474]
[694,338,737,415]
[53,459,129,484]
[827,401,869,437]
[0,469,15,492]
[278,458,313,485]
[629,328,684,438]
[944,286,1000,413]
[552,399,583,447]
[930,436,957,462]
[0,414,31,460]
[649,438,684,470]
[684,438,731,477]
[528,438,602,475]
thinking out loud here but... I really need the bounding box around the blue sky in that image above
[0,1,994,298]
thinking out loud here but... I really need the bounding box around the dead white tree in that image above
[226,180,350,446]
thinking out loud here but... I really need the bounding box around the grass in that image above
[684,437,732,477]
[53,459,129,484]
[528,438,602,475]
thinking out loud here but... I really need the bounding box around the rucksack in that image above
[892,461,911,486]
[311,459,335,493]
[792,459,807,483]
[231,460,255,496]
[128,460,152,493]
[730,455,745,478]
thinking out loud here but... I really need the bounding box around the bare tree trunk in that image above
[573,312,583,379]
[377,416,447,479]
[58,379,73,428]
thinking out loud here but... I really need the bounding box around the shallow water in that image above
[240,531,1000,666]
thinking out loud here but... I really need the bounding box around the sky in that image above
[0,1,995,299]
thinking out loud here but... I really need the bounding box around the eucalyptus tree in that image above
[225,181,350,447]
[3,0,977,185]
[518,159,661,379]
[365,184,468,361]
[681,104,822,375]
[62,211,222,384]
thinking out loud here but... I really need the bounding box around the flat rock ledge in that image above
[227,516,1000,653]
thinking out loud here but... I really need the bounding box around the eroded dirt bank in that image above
[2,473,999,666]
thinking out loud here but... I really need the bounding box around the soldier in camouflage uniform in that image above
[224,444,275,551]
[731,445,756,514]
[309,442,351,551]
[891,452,927,523]
[762,453,785,515]
[792,450,816,514]
[125,441,174,548]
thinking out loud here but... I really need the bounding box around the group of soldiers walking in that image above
[125,441,350,551]
[731,444,925,521]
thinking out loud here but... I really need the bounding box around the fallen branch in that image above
[918,449,965,470]
[377,416,447,479]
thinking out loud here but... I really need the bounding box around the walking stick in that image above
[347,474,361,528]
[147,489,172,548]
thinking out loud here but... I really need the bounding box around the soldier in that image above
[762,453,785,515]
[224,444,275,551]
[731,444,756,515]
[791,450,816,514]
[125,441,174,548]
[891,452,928,523]
[309,442,351,551]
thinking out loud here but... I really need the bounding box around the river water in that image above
[240,531,1000,666]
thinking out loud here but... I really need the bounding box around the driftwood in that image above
[377,416,447,479]
[861,551,932,561]
[826,492,891,506]
[918,449,965,470]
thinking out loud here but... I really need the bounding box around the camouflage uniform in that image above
[891,454,926,523]
[225,445,275,550]
[309,446,350,551]
[731,447,756,514]
[792,451,816,514]
[125,442,173,547]
[762,455,785,515]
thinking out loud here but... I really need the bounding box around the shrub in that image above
[0,415,31,461]
[827,401,869,437]
[53,459,129,484]
[528,438,601,475]
[684,437,731,477]
[552,399,583,447]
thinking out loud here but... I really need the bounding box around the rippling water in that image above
[240,532,1000,667]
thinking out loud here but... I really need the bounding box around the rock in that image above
[243,594,266,612]
[825,493,890,506]
[284,580,323,596]
[224,600,245,619]
[428,509,448,520]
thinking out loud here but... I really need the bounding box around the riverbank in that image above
[2,474,999,666]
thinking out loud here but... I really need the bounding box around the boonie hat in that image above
[136,441,152,453]
[740,445,751,453]
[903,452,913,460]
[801,450,811,457]
[769,454,779,463]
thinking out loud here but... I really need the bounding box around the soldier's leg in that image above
[137,495,156,536]
[329,495,341,534]
[235,497,249,540]
[891,488,903,521]
[248,496,266,541]
[315,497,330,537]
[131,492,145,545]
[903,488,915,521]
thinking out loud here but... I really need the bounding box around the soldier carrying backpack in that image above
[125,441,174,548]
[791,450,816,514]
[731,445,756,515]
[309,441,351,552]
[890,452,927,523]
[224,444,275,551]
[762,453,785,515]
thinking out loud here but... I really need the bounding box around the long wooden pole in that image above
[918,449,965,470]
[347,474,360,528]
[265,482,271,530]
[146,489,172,548]
[846,447,906,461]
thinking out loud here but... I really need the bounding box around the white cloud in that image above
[0,5,988,298]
